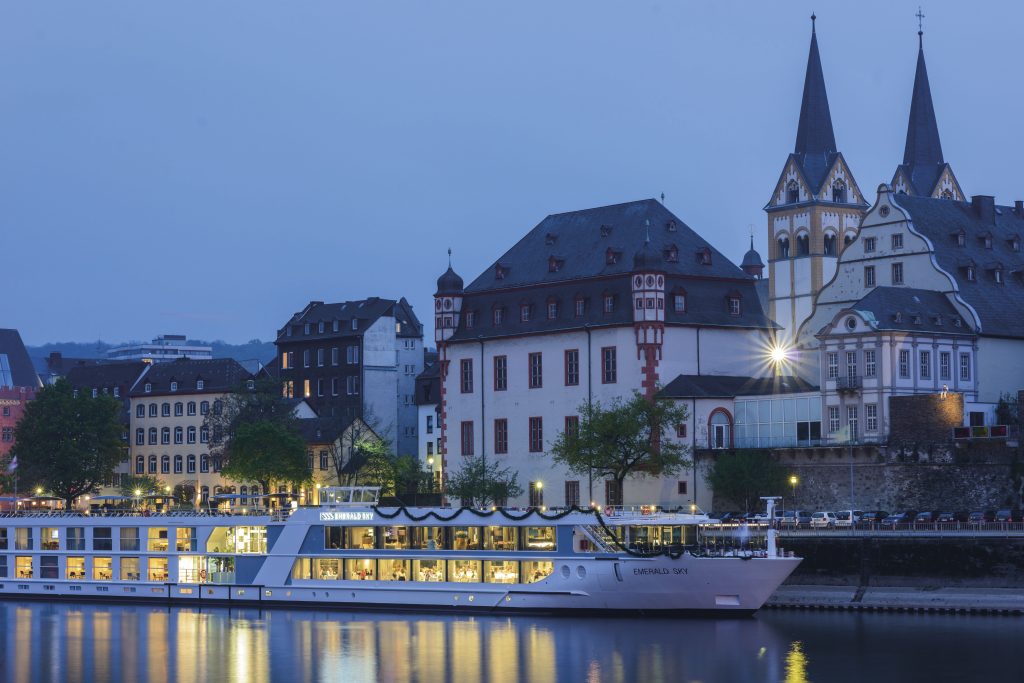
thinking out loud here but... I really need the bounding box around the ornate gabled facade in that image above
[765,18,868,348]
[891,30,964,200]
[435,199,777,509]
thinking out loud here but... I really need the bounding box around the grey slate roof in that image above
[845,287,972,335]
[277,297,423,341]
[896,37,945,196]
[892,194,1024,338]
[130,358,252,397]
[65,361,149,392]
[0,329,42,389]
[792,22,838,193]
[297,416,352,444]
[659,374,818,399]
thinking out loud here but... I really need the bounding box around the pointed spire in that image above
[903,26,944,169]
[794,15,837,157]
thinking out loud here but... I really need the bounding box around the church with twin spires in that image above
[766,16,962,350]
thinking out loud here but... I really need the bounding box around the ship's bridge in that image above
[318,487,381,507]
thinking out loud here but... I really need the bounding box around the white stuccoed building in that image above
[433,199,783,509]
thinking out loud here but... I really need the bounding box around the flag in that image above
[6,456,16,473]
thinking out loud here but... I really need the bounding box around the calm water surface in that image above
[0,601,1022,682]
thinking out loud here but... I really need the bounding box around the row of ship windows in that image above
[135,401,219,418]
[0,555,234,583]
[292,558,555,584]
[323,525,556,551]
[826,349,971,382]
[0,526,267,554]
[459,348,618,393]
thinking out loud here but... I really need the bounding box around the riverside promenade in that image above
[767,585,1024,614]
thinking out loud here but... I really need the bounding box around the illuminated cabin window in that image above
[147,528,169,552]
[15,556,33,579]
[66,557,86,580]
[378,558,411,581]
[41,528,60,551]
[381,526,410,550]
[91,557,113,581]
[522,561,554,583]
[176,528,196,552]
[451,527,482,551]
[486,560,519,584]
[523,527,556,550]
[121,557,141,581]
[148,557,169,582]
[448,559,481,583]
[414,559,445,582]
[206,527,267,554]
[346,558,376,580]
[15,528,32,551]
[484,526,518,551]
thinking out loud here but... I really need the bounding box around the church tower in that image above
[891,23,963,199]
[765,16,868,348]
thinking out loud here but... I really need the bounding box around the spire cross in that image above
[916,6,925,33]
[447,247,452,267]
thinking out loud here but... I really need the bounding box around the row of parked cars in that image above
[711,509,1023,528]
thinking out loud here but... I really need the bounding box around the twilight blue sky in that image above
[4,1,1023,346]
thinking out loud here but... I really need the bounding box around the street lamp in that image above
[789,475,799,508]
[533,481,543,508]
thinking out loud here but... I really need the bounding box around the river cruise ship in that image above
[0,488,798,615]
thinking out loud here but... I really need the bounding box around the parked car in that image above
[778,510,810,527]
[936,511,967,524]
[914,511,939,525]
[880,511,917,527]
[860,511,889,525]
[809,511,838,528]
[834,510,864,528]
[968,510,995,525]
[711,512,741,523]
[994,509,1020,523]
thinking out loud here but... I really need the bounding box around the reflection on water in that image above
[0,602,1020,683]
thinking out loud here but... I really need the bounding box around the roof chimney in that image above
[1015,200,1024,216]
[971,195,996,224]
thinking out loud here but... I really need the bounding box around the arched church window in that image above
[777,237,790,259]
[823,233,837,256]
[786,180,799,204]
[832,180,847,203]
[796,234,810,256]
[844,234,854,247]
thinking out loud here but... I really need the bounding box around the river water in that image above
[0,601,1020,682]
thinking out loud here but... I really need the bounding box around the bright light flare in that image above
[769,345,789,364]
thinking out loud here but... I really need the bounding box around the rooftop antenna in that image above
[916,6,925,46]
[447,247,452,268]
[660,192,665,204]
[811,12,816,32]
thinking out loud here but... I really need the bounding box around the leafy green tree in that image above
[704,449,788,512]
[172,483,197,507]
[13,379,124,509]
[445,454,523,507]
[220,421,309,495]
[548,392,691,503]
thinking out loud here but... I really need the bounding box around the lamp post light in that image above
[789,475,799,508]
[533,481,543,508]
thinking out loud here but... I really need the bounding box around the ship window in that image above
[40,556,58,579]
[93,557,113,581]
[148,528,169,552]
[451,527,482,551]
[523,527,556,551]
[67,528,85,551]
[447,559,482,583]
[345,558,377,581]
[324,527,345,549]
[206,527,267,554]
[15,556,32,579]
[120,528,140,551]
[94,528,113,551]
[378,558,411,581]
[310,558,342,580]
[413,559,445,582]
[14,528,32,551]
[120,557,141,581]
[177,556,206,584]
[41,528,60,550]
[381,526,411,550]
[485,560,519,584]
[346,526,377,550]
[522,561,555,583]
[148,557,169,582]
[66,557,86,580]
[176,528,196,552]
[409,527,444,550]
[484,526,518,551]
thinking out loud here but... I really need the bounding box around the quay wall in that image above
[779,536,1024,588]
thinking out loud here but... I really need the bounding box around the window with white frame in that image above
[827,352,838,379]
[960,353,971,381]
[864,349,876,378]
[891,262,904,285]
[866,404,878,432]
[939,352,951,380]
[891,233,904,249]
[847,405,859,441]
[845,351,857,380]
[899,350,910,378]
[919,350,931,380]
[864,266,876,287]
[828,406,840,433]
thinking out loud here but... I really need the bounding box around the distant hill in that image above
[28,339,277,366]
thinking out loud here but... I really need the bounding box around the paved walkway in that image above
[768,584,1024,612]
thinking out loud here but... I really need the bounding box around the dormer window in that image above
[495,264,506,280]
[544,233,557,246]
[547,256,564,273]
[894,312,903,323]
[570,298,583,318]
[520,304,532,322]
[1013,238,1022,253]
[832,180,847,203]
[984,236,993,249]
[546,300,558,319]
[333,320,339,332]
[786,180,799,204]
[673,291,686,313]
[286,326,292,337]
[493,307,505,326]
[967,266,976,282]
[935,316,943,326]
[956,232,966,247]
[912,315,922,325]
[304,323,311,335]
[196,379,204,390]
[144,382,152,393]
[351,319,358,331]
[246,380,255,390]
[995,268,1004,284]
[605,248,620,265]
[697,247,712,266]
[170,381,178,392]
[603,294,615,314]
[727,296,741,316]
[666,220,677,232]
[600,224,612,237]
[465,311,476,329]
[663,245,679,262]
